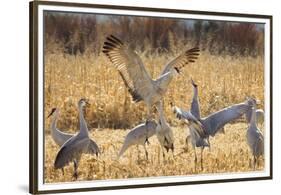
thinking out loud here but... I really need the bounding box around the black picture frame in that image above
[30,1,273,194]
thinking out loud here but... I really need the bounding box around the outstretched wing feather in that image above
[173,106,206,137]
[103,35,154,101]
[160,47,200,75]
[202,103,251,136]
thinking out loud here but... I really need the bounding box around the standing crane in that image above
[118,120,157,160]
[54,99,100,179]
[155,101,174,159]
[185,79,225,150]
[173,97,254,170]
[246,98,264,169]
[102,35,200,121]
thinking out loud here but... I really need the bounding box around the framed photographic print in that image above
[29,0,273,194]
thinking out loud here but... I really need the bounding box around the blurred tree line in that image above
[44,12,264,56]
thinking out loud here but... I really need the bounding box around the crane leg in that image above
[256,156,260,168]
[185,136,190,152]
[144,145,148,161]
[137,145,140,162]
[161,146,166,161]
[73,160,78,180]
[207,138,211,152]
[61,168,64,176]
[253,156,257,170]
[194,148,197,170]
[200,147,204,171]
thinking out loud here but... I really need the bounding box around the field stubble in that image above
[45,123,264,183]
[44,50,264,183]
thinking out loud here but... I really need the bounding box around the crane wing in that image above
[118,70,142,102]
[103,35,154,102]
[87,139,100,156]
[202,102,251,136]
[54,136,98,169]
[160,47,200,75]
[173,106,206,137]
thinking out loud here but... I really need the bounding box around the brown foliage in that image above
[44,12,264,56]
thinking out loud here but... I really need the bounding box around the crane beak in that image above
[47,113,52,118]
[191,78,198,88]
[85,99,90,106]
[47,108,56,118]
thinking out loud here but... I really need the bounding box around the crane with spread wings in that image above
[103,35,200,120]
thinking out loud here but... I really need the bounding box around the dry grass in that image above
[44,123,264,183]
[44,49,264,183]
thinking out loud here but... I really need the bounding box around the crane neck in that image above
[158,72,174,92]
[250,105,257,128]
[78,105,89,136]
[157,101,167,126]
[193,87,198,100]
[50,111,59,134]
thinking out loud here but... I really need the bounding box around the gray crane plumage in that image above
[47,108,73,147]
[201,101,252,136]
[54,99,100,179]
[118,120,157,160]
[175,99,253,138]
[190,79,200,119]
[182,80,222,154]
[103,35,200,119]
[155,102,174,158]
[174,97,254,169]
[247,99,264,169]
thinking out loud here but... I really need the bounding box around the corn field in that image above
[44,48,264,183]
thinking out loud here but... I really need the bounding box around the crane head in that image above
[246,97,260,107]
[191,78,198,88]
[78,98,90,107]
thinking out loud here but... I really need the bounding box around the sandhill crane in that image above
[54,99,100,179]
[103,35,200,121]
[246,98,264,170]
[47,108,73,146]
[173,97,254,169]
[155,101,174,159]
[185,79,225,150]
[118,120,157,160]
